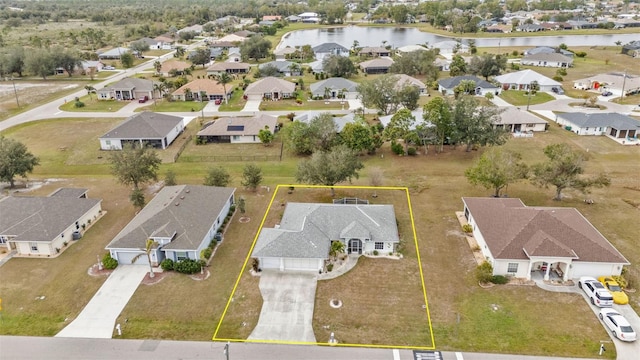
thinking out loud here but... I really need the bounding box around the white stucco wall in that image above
[493,259,531,278]
[571,262,623,279]
[230,135,259,143]
[165,122,185,148]
[100,138,123,150]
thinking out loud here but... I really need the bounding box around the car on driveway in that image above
[103,66,116,70]
[602,91,613,97]
[598,276,629,304]
[551,87,565,95]
[599,308,637,342]
[578,276,613,307]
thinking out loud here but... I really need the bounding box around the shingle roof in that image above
[252,203,399,259]
[101,112,183,140]
[160,59,191,73]
[207,62,250,72]
[244,77,295,96]
[394,74,426,90]
[106,185,235,251]
[438,75,497,89]
[359,46,389,54]
[522,52,573,63]
[359,57,394,69]
[557,113,640,131]
[309,77,358,95]
[462,197,629,264]
[494,69,561,87]
[495,107,548,125]
[197,114,277,137]
[173,79,232,96]
[49,188,88,198]
[293,112,355,132]
[259,60,295,72]
[103,77,154,92]
[312,42,348,53]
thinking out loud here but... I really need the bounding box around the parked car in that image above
[215,99,222,105]
[599,308,637,342]
[138,96,148,103]
[103,66,116,70]
[551,87,565,95]
[598,276,629,305]
[578,276,613,307]
[602,91,613,97]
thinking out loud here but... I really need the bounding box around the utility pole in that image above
[223,342,229,360]
[11,77,20,109]
[620,69,627,101]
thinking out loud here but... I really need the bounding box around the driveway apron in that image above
[241,100,261,112]
[248,271,317,343]
[55,265,148,339]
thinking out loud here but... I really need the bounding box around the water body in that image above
[277,26,638,49]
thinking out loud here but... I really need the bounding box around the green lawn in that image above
[259,98,348,111]
[136,99,205,112]
[218,88,247,112]
[59,95,128,112]
[499,90,554,106]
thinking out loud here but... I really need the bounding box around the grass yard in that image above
[0,81,88,121]
[136,99,205,112]
[499,90,554,106]
[218,88,247,112]
[178,137,283,163]
[259,98,348,111]
[59,95,128,112]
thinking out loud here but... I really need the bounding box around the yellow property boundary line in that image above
[212,184,436,350]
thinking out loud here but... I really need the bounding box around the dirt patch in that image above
[87,264,114,277]
[141,270,169,285]
[0,81,78,114]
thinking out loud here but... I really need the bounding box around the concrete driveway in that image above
[248,271,317,343]
[55,265,148,339]
[242,100,261,112]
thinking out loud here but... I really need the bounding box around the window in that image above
[0,236,7,244]
[375,242,384,250]
[507,263,518,273]
[30,242,38,252]
[176,251,188,261]
[232,135,240,141]
[526,123,535,128]
[106,140,111,146]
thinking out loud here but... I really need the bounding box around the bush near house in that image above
[102,253,118,270]
[161,259,174,271]
[491,275,509,284]
[476,261,493,284]
[174,259,205,274]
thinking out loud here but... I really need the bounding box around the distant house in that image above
[97,47,132,60]
[432,41,469,56]
[153,35,175,50]
[172,78,233,102]
[396,45,428,55]
[573,72,640,97]
[359,46,391,57]
[462,197,629,281]
[56,61,105,76]
[137,37,162,50]
[524,46,574,58]
[517,24,545,32]
[621,41,640,57]
[378,109,426,130]
[298,12,320,23]
[434,58,452,71]
[485,24,512,33]
[99,112,184,150]
[262,15,281,22]
[258,61,301,76]
[252,202,400,272]
[206,62,250,75]
[106,185,235,266]
[0,188,102,257]
[274,46,297,60]
[359,57,394,74]
[554,113,639,144]
[294,111,356,132]
[227,49,242,63]
[216,33,247,43]
[160,59,192,76]
[244,77,296,100]
[233,30,255,38]
[196,114,278,143]
[494,107,548,134]
[310,77,359,99]
[438,75,501,96]
[521,53,573,68]
[312,42,349,60]
[97,77,154,101]
[178,24,203,34]
[394,74,427,94]
[286,15,301,22]
[209,41,237,50]
[494,69,562,92]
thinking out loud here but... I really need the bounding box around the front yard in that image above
[499,90,554,106]
[136,99,205,112]
[59,95,128,112]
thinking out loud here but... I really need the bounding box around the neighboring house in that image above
[521,53,573,68]
[432,40,469,56]
[517,24,545,32]
[621,41,640,57]
[137,37,162,50]
[209,41,237,50]
[262,15,281,21]
[160,59,192,76]
[99,112,184,150]
[494,107,548,134]
[312,42,349,60]
[97,47,132,60]
[554,113,639,144]
[294,111,355,132]
[396,44,428,55]
[359,46,391,57]
[462,197,629,281]
[196,114,278,143]
[97,77,154,101]
[56,61,104,76]
[359,57,394,74]
[154,35,175,49]
[106,185,235,265]
[172,78,234,102]
[206,62,250,75]
[227,50,242,63]
[286,15,301,22]
[494,69,562,92]
[244,76,296,100]
[179,24,203,34]
[379,109,428,130]
[274,46,297,60]
[434,58,452,71]
[233,30,255,38]
[298,12,320,23]
[252,202,400,272]
[0,189,102,257]
[309,77,359,99]
[438,75,501,96]
[572,72,640,97]
[258,61,301,76]
[216,33,247,43]
[485,24,512,33]
[524,46,574,58]
[395,74,427,94]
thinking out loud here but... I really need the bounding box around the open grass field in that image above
[499,90,555,106]
[136,99,205,112]
[260,98,348,111]
[59,95,128,112]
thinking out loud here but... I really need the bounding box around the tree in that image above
[389,49,438,79]
[322,55,357,78]
[84,85,96,100]
[329,241,346,260]
[129,188,146,210]
[258,64,280,77]
[258,126,274,146]
[357,74,400,115]
[55,47,82,77]
[309,113,339,151]
[238,197,246,215]
[397,83,421,111]
[120,52,134,68]
[423,97,453,153]
[204,166,231,187]
[153,60,162,74]
[109,144,161,192]
[131,239,157,278]
[214,72,232,104]
[130,40,150,55]
[296,145,364,196]
[465,148,529,197]
[241,164,263,191]
[174,46,186,58]
[240,35,271,61]
[164,170,177,186]
[190,48,210,68]
[341,121,377,154]
[450,96,508,152]
[390,4,410,23]
[25,49,56,80]
[4,46,26,77]
[383,108,416,155]
[468,53,507,80]
[449,54,467,77]
[532,143,611,201]
[282,121,315,155]
[0,136,40,188]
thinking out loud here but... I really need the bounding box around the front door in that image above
[348,239,362,254]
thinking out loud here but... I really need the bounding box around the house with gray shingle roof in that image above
[521,52,573,68]
[0,189,102,257]
[106,185,235,265]
[438,75,501,96]
[310,77,358,99]
[462,197,629,281]
[359,57,394,74]
[97,77,155,101]
[554,113,639,144]
[312,42,349,60]
[197,114,278,143]
[252,202,399,272]
[258,60,301,76]
[99,112,184,150]
[244,77,295,101]
[293,112,356,132]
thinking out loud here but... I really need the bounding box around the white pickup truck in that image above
[578,276,614,307]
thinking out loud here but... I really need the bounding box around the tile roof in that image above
[160,59,191,73]
[101,112,183,140]
[244,77,295,96]
[207,62,250,72]
[197,114,277,137]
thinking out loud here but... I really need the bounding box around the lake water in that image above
[277,26,639,49]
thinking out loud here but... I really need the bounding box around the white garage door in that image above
[283,258,318,272]
[260,257,280,270]
[114,251,148,265]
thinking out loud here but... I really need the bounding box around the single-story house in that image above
[298,12,320,23]
[573,72,640,97]
[137,37,162,50]
[517,24,545,32]
[274,46,297,60]
[106,185,235,265]
[379,109,427,130]
[244,77,296,101]
[0,188,102,256]
[172,78,233,102]
[432,40,469,56]
[258,60,301,76]
[309,77,359,99]
[262,15,281,22]
[216,33,247,43]
[178,24,203,34]
[438,75,501,96]
[227,50,242,63]
[97,77,154,101]
[554,112,639,144]
[485,24,512,33]
[153,35,174,50]
[293,111,355,132]
[312,42,349,60]
[206,62,250,75]
[524,46,574,58]
[521,53,573,68]
[396,44,428,55]
[494,69,562,92]
[359,57,394,74]
[99,112,184,150]
[394,74,427,94]
[97,47,132,60]
[160,59,192,76]
[462,197,629,281]
[286,15,301,22]
[494,107,548,134]
[621,41,640,57]
[252,202,399,272]
[434,58,452,71]
[359,46,391,57]
[209,41,237,50]
[196,114,277,143]
[56,61,105,76]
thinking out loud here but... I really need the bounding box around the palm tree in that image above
[288,62,301,76]
[215,72,232,104]
[329,241,346,261]
[132,239,157,278]
[153,83,167,98]
[84,85,96,100]
[184,87,192,101]
[153,60,162,74]
[174,46,185,58]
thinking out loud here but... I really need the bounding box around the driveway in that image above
[55,265,148,338]
[248,271,317,343]
[241,100,261,112]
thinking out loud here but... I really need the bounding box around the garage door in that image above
[283,258,319,272]
[260,257,280,270]
[114,251,148,265]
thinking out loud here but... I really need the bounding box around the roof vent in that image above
[180,196,185,199]
[175,202,180,206]
[186,189,190,193]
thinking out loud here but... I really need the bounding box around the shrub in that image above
[556,68,567,76]
[491,275,509,284]
[174,259,202,274]
[327,263,334,272]
[373,250,379,256]
[511,50,519,56]
[74,101,85,108]
[485,92,494,100]
[391,141,404,155]
[462,224,473,233]
[102,253,118,270]
[55,248,60,253]
[552,75,563,82]
[407,147,417,156]
[574,51,587,58]
[612,275,628,289]
[475,261,493,284]
[160,258,174,271]
[201,247,212,259]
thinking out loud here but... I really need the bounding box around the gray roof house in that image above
[554,113,639,144]
[521,53,573,68]
[252,203,399,272]
[524,46,574,58]
[244,77,296,101]
[0,188,102,257]
[494,69,561,92]
[106,185,235,266]
[97,77,155,101]
[258,60,301,76]
[196,114,278,143]
[312,42,349,60]
[293,111,356,132]
[462,197,629,281]
[359,57,394,74]
[99,112,184,150]
[97,47,132,60]
[310,77,359,99]
[438,75,501,96]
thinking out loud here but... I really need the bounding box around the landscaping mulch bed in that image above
[141,270,170,285]
[87,264,114,277]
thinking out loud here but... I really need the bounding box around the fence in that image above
[179,155,281,162]
[173,135,193,162]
